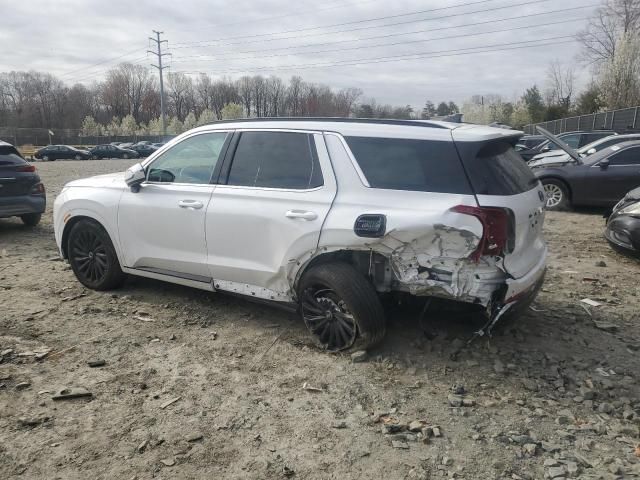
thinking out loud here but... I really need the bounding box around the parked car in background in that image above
[89,144,139,160]
[129,144,158,157]
[518,135,546,149]
[0,141,45,226]
[54,118,547,351]
[34,145,91,161]
[119,142,135,149]
[152,142,166,148]
[528,133,640,167]
[532,139,640,210]
[535,130,617,153]
[605,186,640,257]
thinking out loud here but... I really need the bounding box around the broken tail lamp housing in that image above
[451,205,513,261]
[354,214,386,238]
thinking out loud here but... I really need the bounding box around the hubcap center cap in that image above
[88,251,94,259]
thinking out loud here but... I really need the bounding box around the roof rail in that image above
[204,117,449,129]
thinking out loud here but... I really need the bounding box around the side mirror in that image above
[586,148,596,155]
[599,158,610,170]
[124,163,145,192]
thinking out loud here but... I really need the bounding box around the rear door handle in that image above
[178,200,204,210]
[285,210,318,221]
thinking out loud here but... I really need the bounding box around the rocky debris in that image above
[547,465,567,478]
[186,433,203,442]
[350,350,367,363]
[87,359,106,367]
[391,440,409,449]
[52,387,92,400]
[15,382,31,390]
[159,396,182,409]
[595,260,607,267]
[597,402,614,414]
[160,457,175,467]
[408,420,425,432]
[18,416,49,427]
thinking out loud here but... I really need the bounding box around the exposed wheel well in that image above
[539,176,572,200]
[295,249,392,293]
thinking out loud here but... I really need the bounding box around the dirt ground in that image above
[1,159,639,480]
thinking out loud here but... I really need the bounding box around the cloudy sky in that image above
[1,0,598,107]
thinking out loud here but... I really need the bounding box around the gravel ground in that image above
[1,159,639,479]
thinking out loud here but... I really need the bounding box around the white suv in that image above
[54,119,547,351]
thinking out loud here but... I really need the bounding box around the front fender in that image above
[53,187,125,263]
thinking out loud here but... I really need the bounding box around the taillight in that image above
[17,164,36,172]
[30,182,45,194]
[451,205,511,261]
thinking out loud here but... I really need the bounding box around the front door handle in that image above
[178,200,204,210]
[285,210,318,221]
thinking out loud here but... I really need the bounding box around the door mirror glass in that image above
[599,158,610,169]
[125,163,146,191]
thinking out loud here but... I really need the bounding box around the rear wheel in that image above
[123,153,129,159]
[298,263,386,352]
[67,219,125,290]
[20,213,41,227]
[542,179,570,211]
[74,154,82,160]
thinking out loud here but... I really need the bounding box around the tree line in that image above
[462,0,640,128]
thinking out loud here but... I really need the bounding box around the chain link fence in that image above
[524,106,640,135]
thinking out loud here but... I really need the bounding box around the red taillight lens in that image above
[30,182,45,194]
[451,205,510,261]
[17,164,36,172]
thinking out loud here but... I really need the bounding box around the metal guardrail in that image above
[524,106,640,135]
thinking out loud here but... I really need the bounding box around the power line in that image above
[177,35,578,76]
[148,31,171,136]
[57,48,145,79]
[174,0,387,33]
[171,0,553,49]
[67,56,149,84]
[170,17,587,65]
[171,5,592,61]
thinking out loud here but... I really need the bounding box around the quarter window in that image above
[147,132,228,184]
[226,131,323,189]
[345,136,473,194]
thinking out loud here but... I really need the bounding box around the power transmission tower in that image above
[148,30,170,136]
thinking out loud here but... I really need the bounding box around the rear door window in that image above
[344,136,472,194]
[609,147,640,165]
[461,141,539,195]
[226,131,323,189]
[0,146,26,166]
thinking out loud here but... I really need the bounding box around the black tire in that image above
[20,213,41,227]
[42,155,50,162]
[67,219,125,290]
[75,154,82,160]
[542,178,571,211]
[123,153,129,159]
[298,262,386,352]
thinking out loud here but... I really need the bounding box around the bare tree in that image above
[546,60,576,110]
[166,72,195,120]
[578,0,640,64]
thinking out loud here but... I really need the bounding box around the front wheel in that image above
[67,219,125,290]
[542,179,571,211]
[298,263,386,352]
[20,213,41,227]
[75,154,82,160]
[42,155,50,162]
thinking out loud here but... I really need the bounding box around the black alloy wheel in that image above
[67,220,125,290]
[301,287,358,351]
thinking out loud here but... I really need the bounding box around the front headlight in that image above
[619,202,640,216]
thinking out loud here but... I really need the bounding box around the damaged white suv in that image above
[54,119,547,351]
